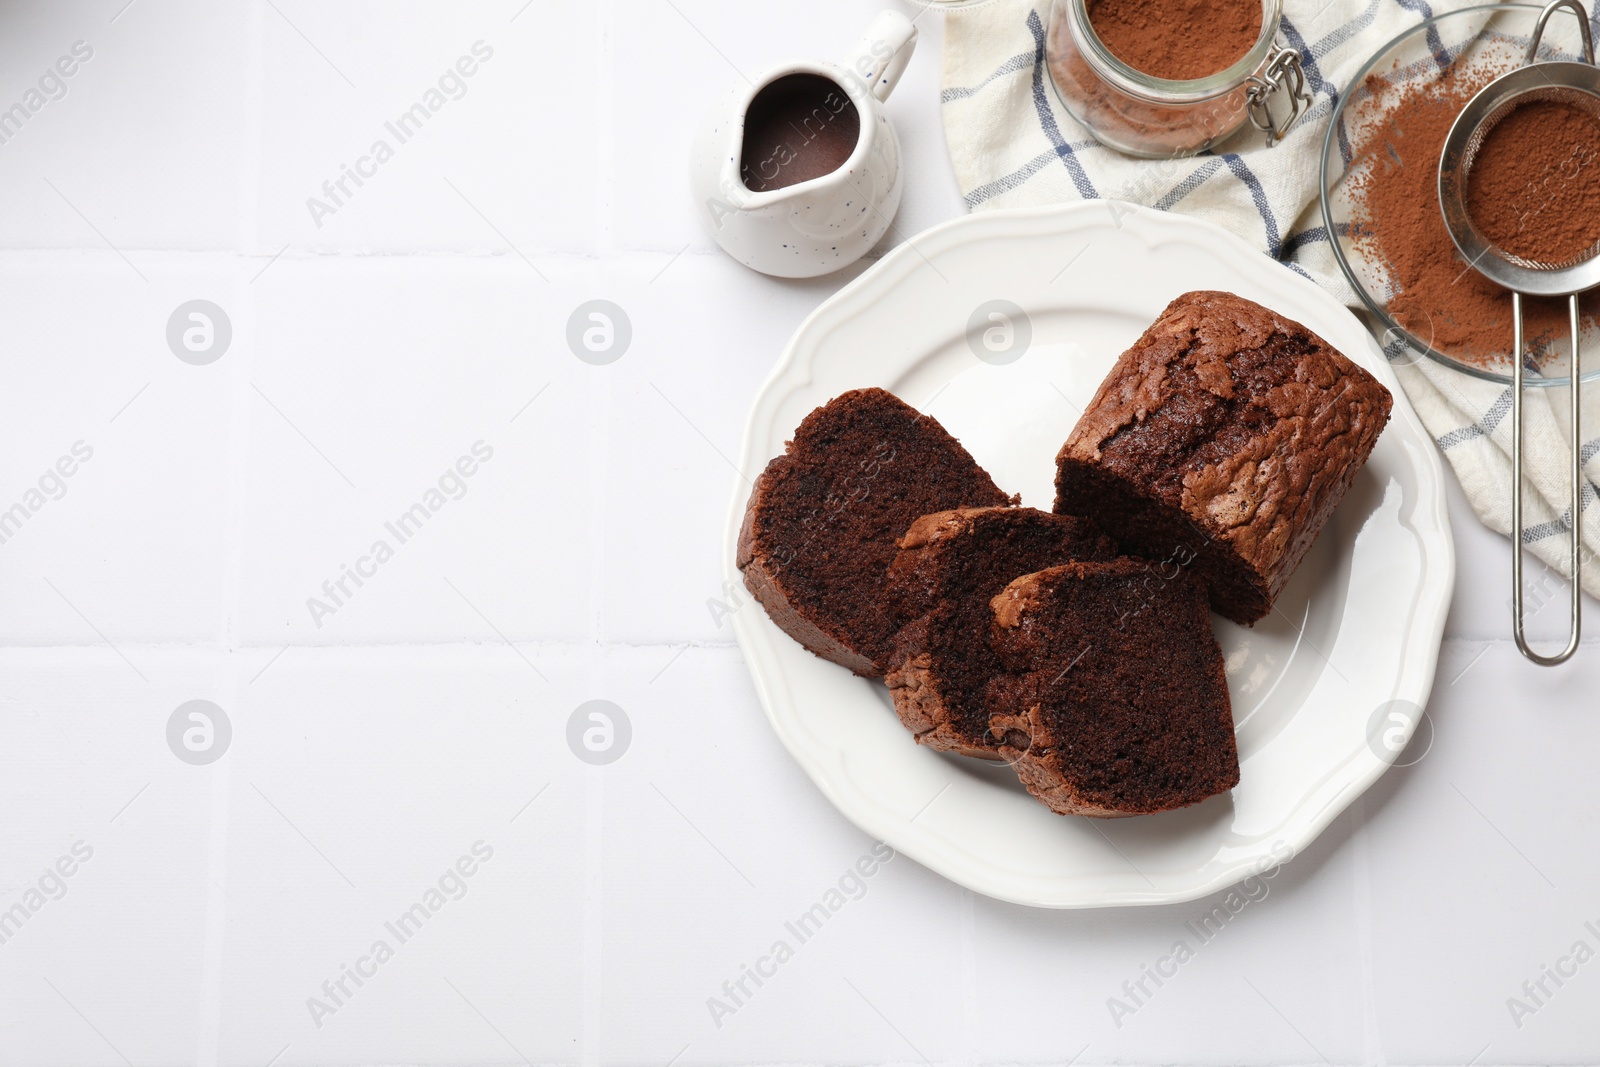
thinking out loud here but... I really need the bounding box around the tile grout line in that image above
[596,0,617,261]
[0,639,742,654]
[580,4,621,1063]
[1350,796,1384,1067]
[582,755,605,1067]
[0,247,719,260]
[581,378,609,1067]
[192,3,274,1063]
[960,886,978,1065]
[240,0,266,259]
[0,635,1553,656]
[197,717,235,1067]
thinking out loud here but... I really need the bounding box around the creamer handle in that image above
[845,10,917,102]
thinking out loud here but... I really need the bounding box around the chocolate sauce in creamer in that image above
[739,74,861,192]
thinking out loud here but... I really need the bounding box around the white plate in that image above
[724,202,1455,908]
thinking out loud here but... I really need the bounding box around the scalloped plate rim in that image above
[724,200,1455,908]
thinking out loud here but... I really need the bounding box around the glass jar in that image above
[1045,0,1309,158]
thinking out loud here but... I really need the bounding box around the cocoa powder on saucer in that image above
[1087,0,1262,80]
[1348,61,1595,366]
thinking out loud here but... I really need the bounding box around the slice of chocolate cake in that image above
[737,388,1013,677]
[989,559,1238,817]
[883,507,1117,758]
[1054,291,1392,624]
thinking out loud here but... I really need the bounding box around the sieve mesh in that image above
[1456,84,1600,270]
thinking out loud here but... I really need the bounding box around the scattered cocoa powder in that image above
[1087,0,1263,81]
[1347,60,1594,366]
[1466,98,1600,265]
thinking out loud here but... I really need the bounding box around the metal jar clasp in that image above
[1246,45,1312,146]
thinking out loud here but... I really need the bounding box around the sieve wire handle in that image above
[1524,0,1595,65]
[1511,291,1584,665]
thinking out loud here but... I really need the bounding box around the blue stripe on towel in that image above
[1026,9,1099,200]
[1279,15,1353,167]
[1435,426,1483,450]
[1220,153,1281,257]
[1280,224,1342,260]
[1278,16,1332,96]
[1153,157,1226,211]
[1390,0,1452,72]
[966,147,1097,207]
[1303,0,1383,62]
[1522,482,1597,544]
[941,50,1035,102]
[1437,387,1514,449]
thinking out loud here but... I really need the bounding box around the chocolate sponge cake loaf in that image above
[737,388,1012,677]
[989,560,1239,817]
[884,507,1117,758]
[1054,291,1392,624]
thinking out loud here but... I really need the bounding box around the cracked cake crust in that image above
[1054,291,1392,624]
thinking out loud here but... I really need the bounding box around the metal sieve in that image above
[1438,0,1598,665]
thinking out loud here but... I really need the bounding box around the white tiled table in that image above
[0,2,1595,1064]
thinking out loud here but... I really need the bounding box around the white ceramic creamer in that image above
[689,11,917,278]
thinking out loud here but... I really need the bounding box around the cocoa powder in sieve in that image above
[1087,0,1263,80]
[1466,98,1600,264]
[1348,61,1593,365]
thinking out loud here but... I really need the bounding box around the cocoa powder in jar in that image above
[1087,0,1263,80]
[1045,1,1259,157]
[1047,40,1252,155]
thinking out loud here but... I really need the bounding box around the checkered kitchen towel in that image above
[940,0,1600,599]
